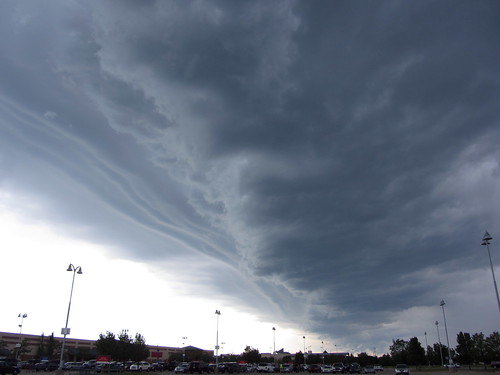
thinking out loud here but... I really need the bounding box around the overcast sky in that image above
[1,0,500,357]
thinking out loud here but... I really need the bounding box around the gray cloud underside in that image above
[1,0,500,351]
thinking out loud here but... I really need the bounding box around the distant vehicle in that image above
[373,366,383,372]
[0,359,20,375]
[281,364,293,373]
[63,362,83,370]
[333,363,346,374]
[348,363,361,374]
[219,362,241,374]
[394,365,409,375]
[130,362,151,372]
[35,360,59,372]
[308,365,322,373]
[321,365,334,373]
[175,363,190,374]
[150,363,165,372]
[96,362,122,373]
[363,366,375,374]
[188,361,210,374]
[257,363,274,373]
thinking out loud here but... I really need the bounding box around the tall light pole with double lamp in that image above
[481,231,500,314]
[440,300,451,366]
[59,264,83,370]
[435,321,444,367]
[16,313,28,360]
[215,310,221,371]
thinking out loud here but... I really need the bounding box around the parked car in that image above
[188,361,210,374]
[218,362,241,374]
[175,363,190,374]
[348,363,361,374]
[96,362,122,373]
[130,362,151,372]
[35,360,59,372]
[308,365,322,373]
[394,365,409,375]
[333,363,346,374]
[321,365,334,373]
[0,359,20,375]
[373,366,383,372]
[363,366,375,374]
[63,362,83,370]
[257,363,274,373]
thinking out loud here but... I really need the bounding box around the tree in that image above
[455,332,473,368]
[96,332,117,358]
[486,331,500,363]
[130,333,149,362]
[390,339,408,364]
[241,346,261,363]
[294,352,304,366]
[407,337,425,366]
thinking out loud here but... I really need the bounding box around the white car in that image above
[174,363,190,374]
[130,362,151,372]
[322,365,334,373]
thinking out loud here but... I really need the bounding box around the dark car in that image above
[188,362,210,374]
[308,365,322,373]
[35,361,60,372]
[0,359,20,375]
[218,363,241,374]
[349,364,361,374]
[394,365,408,375]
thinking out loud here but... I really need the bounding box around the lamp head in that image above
[440,300,445,306]
[67,264,74,271]
[77,267,83,274]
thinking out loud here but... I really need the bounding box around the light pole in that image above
[182,337,188,362]
[435,321,444,367]
[303,336,306,366]
[16,313,28,360]
[59,264,83,370]
[481,232,500,314]
[215,310,221,371]
[321,341,324,364]
[440,300,451,366]
[424,332,429,366]
[272,327,276,355]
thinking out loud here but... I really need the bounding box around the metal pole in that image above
[482,232,500,314]
[59,265,82,370]
[440,300,451,366]
[215,310,221,371]
[435,321,443,367]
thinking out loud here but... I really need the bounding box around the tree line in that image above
[389,331,500,368]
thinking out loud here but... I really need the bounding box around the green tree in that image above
[117,330,133,361]
[407,337,425,366]
[130,333,149,362]
[241,346,261,363]
[455,332,473,368]
[390,339,408,364]
[96,331,117,358]
[294,352,304,366]
[486,331,500,362]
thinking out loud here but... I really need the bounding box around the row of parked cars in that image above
[302,364,383,374]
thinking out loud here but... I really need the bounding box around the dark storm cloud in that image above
[1,0,500,352]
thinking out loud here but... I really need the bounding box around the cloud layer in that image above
[1,0,500,353]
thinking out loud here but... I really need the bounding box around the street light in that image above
[481,231,500,314]
[215,310,221,371]
[59,264,83,370]
[303,336,306,366]
[182,337,188,362]
[16,313,28,360]
[272,327,276,356]
[435,321,444,367]
[440,300,451,366]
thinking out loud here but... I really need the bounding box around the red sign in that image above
[151,351,163,358]
[97,355,111,362]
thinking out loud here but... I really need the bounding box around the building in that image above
[0,331,212,363]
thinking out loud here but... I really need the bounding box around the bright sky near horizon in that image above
[1,0,500,359]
